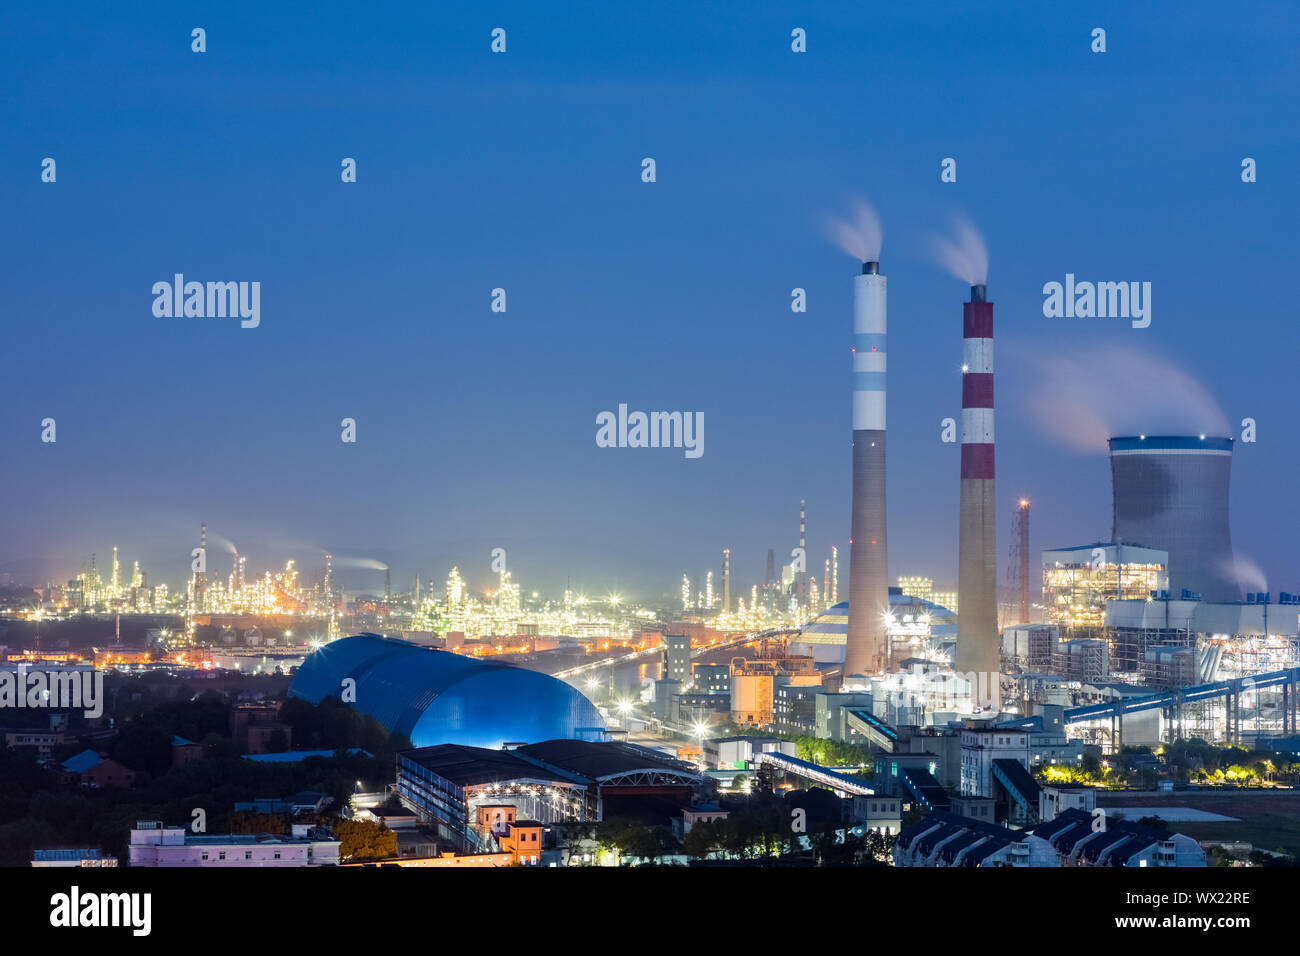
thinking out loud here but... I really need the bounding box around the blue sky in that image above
[2,1,1297,598]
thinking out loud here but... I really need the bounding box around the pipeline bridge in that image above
[750,749,874,797]
[1000,666,1300,749]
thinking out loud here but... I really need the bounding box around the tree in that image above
[334,819,397,861]
[683,820,724,860]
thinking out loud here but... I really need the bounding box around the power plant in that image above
[845,259,889,677]
[953,281,999,703]
[1110,435,1239,602]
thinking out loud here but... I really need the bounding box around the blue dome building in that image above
[289,634,605,749]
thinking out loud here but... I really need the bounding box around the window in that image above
[274,852,281,860]
[245,851,252,860]
[218,851,226,861]
[201,852,209,861]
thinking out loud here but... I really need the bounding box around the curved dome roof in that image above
[289,634,604,749]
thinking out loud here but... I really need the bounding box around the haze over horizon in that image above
[2,1,1296,598]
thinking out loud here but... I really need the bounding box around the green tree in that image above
[334,818,397,861]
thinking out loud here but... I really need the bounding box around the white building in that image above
[128,821,340,867]
[959,726,1031,797]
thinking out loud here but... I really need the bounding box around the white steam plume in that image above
[329,555,390,571]
[823,199,883,263]
[1224,553,1268,595]
[205,531,237,554]
[932,216,989,285]
[1016,344,1231,453]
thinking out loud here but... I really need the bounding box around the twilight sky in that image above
[2,1,1297,599]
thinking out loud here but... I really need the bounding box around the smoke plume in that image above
[823,199,883,263]
[329,555,390,571]
[1017,344,1231,453]
[205,531,237,554]
[932,216,989,285]
[1224,553,1267,594]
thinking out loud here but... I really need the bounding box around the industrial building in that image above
[1041,543,1168,628]
[289,634,604,749]
[789,596,958,666]
[703,735,796,770]
[1003,624,1111,683]
[395,739,703,850]
[729,635,821,727]
[1104,595,1299,681]
[662,633,690,684]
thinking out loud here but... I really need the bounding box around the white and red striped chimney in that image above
[954,283,999,706]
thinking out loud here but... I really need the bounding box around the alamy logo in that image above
[0,665,103,718]
[596,404,704,459]
[50,886,151,936]
[1042,274,1151,328]
[152,274,261,328]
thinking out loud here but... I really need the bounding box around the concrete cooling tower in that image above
[1109,435,1239,603]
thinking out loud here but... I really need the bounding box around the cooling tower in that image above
[1109,435,1239,602]
[953,283,999,704]
[845,261,889,676]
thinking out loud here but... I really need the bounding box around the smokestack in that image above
[195,523,208,606]
[1110,436,1237,601]
[722,549,731,613]
[1015,499,1030,623]
[831,545,839,603]
[954,282,999,706]
[845,259,889,676]
[799,499,807,608]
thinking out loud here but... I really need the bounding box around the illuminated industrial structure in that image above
[730,634,820,727]
[792,597,958,666]
[1041,543,1168,629]
[898,577,934,604]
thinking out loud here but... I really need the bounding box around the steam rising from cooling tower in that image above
[932,216,989,286]
[824,199,884,264]
[840,201,889,678]
[1019,345,1230,453]
[1226,553,1267,595]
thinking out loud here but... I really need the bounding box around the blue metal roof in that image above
[61,749,104,774]
[289,634,604,749]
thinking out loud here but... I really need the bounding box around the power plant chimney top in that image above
[970,283,987,303]
[862,260,879,275]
